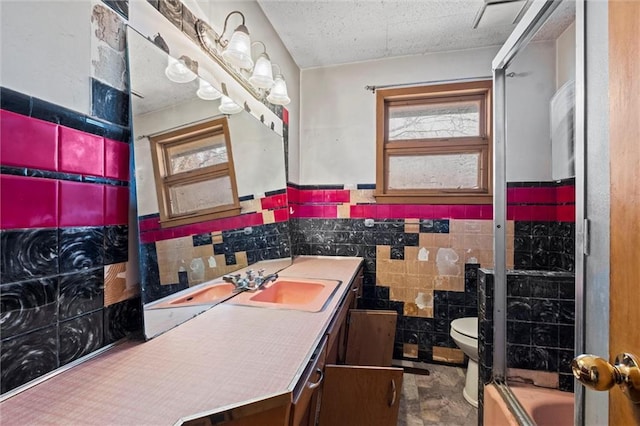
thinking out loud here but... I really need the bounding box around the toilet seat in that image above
[451,317,478,339]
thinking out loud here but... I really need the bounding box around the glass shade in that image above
[267,74,290,106]
[222,25,253,70]
[165,56,197,83]
[218,95,243,115]
[249,53,274,89]
[196,79,222,100]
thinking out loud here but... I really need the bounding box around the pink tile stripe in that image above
[139,212,266,244]
[0,175,58,229]
[0,109,129,181]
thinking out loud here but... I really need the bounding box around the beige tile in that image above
[464,220,484,234]
[506,220,515,236]
[337,203,351,218]
[388,260,406,274]
[404,246,420,261]
[104,262,139,306]
[350,189,376,204]
[377,245,391,260]
[450,235,464,249]
[405,223,420,233]
[419,233,435,248]
[404,303,419,316]
[262,210,275,224]
[403,343,419,359]
[433,347,465,364]
[212,233,223,244]
[433,234,451,248]
[481,220,495,235]
[507,368,559,389]
[450,219,465,234]
[405,218,420,224]
[415,306,433,318]
[193,245,214,258]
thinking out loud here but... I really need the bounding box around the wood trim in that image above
[609,1,640,425]
[375,80,493,204]
[148,117,242,229]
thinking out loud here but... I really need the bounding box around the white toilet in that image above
[450,317,479,407]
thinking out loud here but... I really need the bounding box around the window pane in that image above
[388,153,481,190]
[166,133,228,175]
[168,175,234,215]
[388,100,480,141]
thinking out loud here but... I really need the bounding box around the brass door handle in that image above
[572,353,640,403]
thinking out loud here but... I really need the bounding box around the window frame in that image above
[149,117,241,228]
[375,80,493,204]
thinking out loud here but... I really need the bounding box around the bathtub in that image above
[484,383,574,425]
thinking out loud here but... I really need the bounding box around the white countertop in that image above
[0,256,363,425]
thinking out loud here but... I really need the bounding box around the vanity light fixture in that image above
[218,11,253,70]
[197,79,222,100]
[219,95,243,115]
[248,41,274,89]
[165,56,197,83]
[266,64,290,106]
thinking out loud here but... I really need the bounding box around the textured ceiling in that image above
[257,0,575,69]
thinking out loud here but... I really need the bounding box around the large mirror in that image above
[128,28,291,339]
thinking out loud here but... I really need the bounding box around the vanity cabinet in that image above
[291,267,402,426]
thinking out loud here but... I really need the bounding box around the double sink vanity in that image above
[0,256,401,425]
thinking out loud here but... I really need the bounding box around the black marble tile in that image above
[530,347,558,372]
[433,219,450,233]
[531,323,558,347]
[507,298,532,321]
[390,246,404,260]
[83,116,130,142]
[224,253,236,266]
[558,325,575,349]
[59,227,104,273]
[419,220,434,233]
[146,0,159,10]
[507,344,531,369]
[403,233,419,246]
[102,0,128,18]
[531,299,559,323]
[335,244,363,257]
[103,225,128,265]
[531,280,558,298]
[375,286,390,300]
[559,373,575,392]
[448,292,465,305]
[0,86,31,116]
[104,297,142,344]
[558,349,574,374]
[91,78,129,127]
[0,326,58,394]
[0,277,58,339]
[507,321,531,345]
[59,310,104,365]
[31,97,86,130]
[1,229,58,284]
[558,300,575,324]
[59,268,104,321]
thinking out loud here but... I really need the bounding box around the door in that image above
[609,0,640,424]
[345,310,397,367]
[317,365,403,426]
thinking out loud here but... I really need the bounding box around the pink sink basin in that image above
[249,281,324,305]
[229,278,341,312]
[165,283,236,306]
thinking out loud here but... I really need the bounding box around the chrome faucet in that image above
[223,269,278,291]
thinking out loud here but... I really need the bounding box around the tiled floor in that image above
[398,364,478,426]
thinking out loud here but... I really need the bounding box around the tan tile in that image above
[433,234,451,248]
[212,233,223,244]
[390,287,407,301]
[350,189,376,204]
[406,260,420,275]
[419,233,435,248]
[418,260,435,276]
[404,303,419,316]
[506,249,515,269]
[193,244,214,258]
[262,210,275,224]
[481,220,495,235]
[405,223,420,233]
[507,368,559,389]
[450,219,465,234]
[506,220,515,236]
[450,235,464,248]
[376,271,392,285]
[405,218,420,224]
[404,246,419,261]
[415,306,433,318]
[433,347,465,364]
[403,343,419,359]
[388,260,406,274]
[337,203,351,218]
[507,235,515,250]
[104,262,139,306]
[377,245,391,260]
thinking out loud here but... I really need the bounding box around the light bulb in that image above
[222,25,253,70]
[218,95,243,115]
[197,79,222,100]
[165,56,197,83]
[267,74,290,106]
[249,53,274,89]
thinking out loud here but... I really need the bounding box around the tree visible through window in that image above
[375,80,493,204]
[149,117,241,228]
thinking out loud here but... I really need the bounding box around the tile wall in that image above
[0,88,141,395]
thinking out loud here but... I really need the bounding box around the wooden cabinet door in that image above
[345,310,397,367]
[317,365,402,426]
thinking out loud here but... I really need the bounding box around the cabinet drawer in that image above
[290,336,327,426]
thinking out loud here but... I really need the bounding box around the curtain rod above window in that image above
[364,75,494,93]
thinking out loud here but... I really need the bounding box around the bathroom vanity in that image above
[0,256,401,425]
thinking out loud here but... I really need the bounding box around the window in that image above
[150,117,241,228]
[375,80,493,204]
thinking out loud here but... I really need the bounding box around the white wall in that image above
[300,44,556,185]
[506,41,556,182]
[556,22,576,90]
[0,1,92,114]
